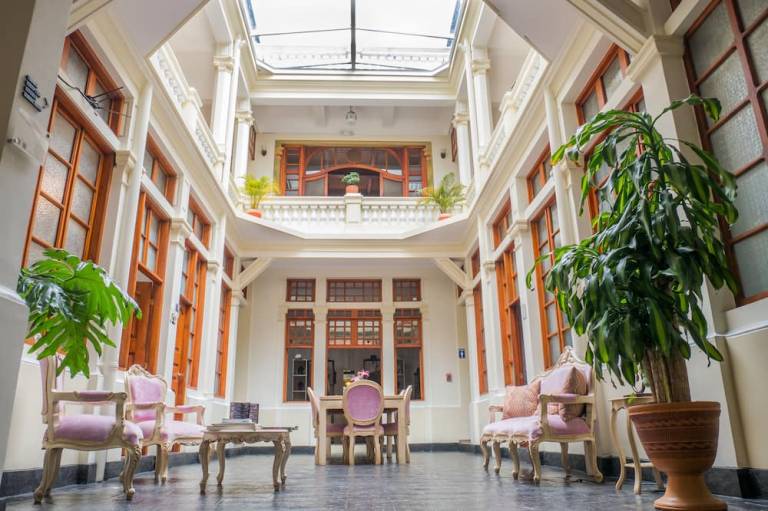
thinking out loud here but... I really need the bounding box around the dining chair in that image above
[342,380,384,465]
[307,387,347,462]
[383,385,413,463]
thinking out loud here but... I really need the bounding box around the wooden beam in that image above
[234,257,273,291]
[433,257,471,291]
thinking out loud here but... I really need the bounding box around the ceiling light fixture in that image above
[345,106,357,125]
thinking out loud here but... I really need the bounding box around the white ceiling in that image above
[487,17,531,106]
[168,5,218,101]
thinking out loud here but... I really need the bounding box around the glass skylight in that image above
[243,0,464,75]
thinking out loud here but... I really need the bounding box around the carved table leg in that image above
[509,441,520,480]
[216,440,226,487]
[272,440,284,491]
[199,440,211,494]
[280,438,291,486]
[610,404,627,491]
[492,440,502,474]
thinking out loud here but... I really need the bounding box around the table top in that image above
[203,426,296,439]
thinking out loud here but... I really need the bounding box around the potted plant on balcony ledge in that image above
[420,173,465,220]
[242,174,276,218]
[528,96,737,511]
[341,172,360,194]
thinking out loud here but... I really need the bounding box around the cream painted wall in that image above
[235,258,470,446]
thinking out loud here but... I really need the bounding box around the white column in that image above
[381,305,395,395]
[471,47,493,155]
[232,105,253,184]
[461,43,480,169]
[462,293,482,442]
[211,48,235,149]
[224,290,245,401]
[198,215,227,397]
[222,39,242,183]
[452,103,472,186]
[0,0,72,482]
[313,305,327,395]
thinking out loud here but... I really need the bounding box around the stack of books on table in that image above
[207,419,261,432]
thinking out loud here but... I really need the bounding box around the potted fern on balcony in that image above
[341,172,360,194]
[242,174,276,218]
[420,173,465,220]
[531,96,737,511]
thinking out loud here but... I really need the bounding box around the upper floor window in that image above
[278,144,429,198]
[143,139,176,203]
[684,0,768,304]
[393,279,421,302]
[327,279,382,302]
[60,32,124,134]
[287,278,316,302]
[493,199,512,248]
[577,45,631,124]
[327,309,382,346]
[187,198,210,248]
[285,309,314,401]
[223,246,235,280]
[527,149,552,201]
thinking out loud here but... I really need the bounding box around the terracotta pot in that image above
[438,213,451,220]
[628,401,725,511]
[247,209,262,218]
[345,184,359,194]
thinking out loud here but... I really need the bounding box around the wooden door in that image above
[172,301,191,405]
[126,281,154,369]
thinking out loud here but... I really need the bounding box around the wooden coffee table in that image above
[199,427,294,493]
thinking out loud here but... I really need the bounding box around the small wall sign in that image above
[22,75,49,112]
[458,348,466,359]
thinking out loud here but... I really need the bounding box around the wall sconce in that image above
[260,145,267,157]
[440,148,447,159]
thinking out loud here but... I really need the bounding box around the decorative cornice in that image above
[213,55,235,73]
[114,150,137,173]
[183,87,203,109]
[627,35,684,83]
[170,218,193,246]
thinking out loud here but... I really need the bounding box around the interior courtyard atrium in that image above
[0,0,767,509]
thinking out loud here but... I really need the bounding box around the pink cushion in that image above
[502,380,540,419]
[137,420,204,443]
[344,423,383,435]
[482,414,590,442]
[345,384,383,422]
[128,377,165,422]
[539,365,587,420]
[50,415,142,445]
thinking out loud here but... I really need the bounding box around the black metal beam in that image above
[350,0,357,71]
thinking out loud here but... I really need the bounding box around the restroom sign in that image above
[458,348,466,359]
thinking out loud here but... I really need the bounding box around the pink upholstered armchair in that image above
[480,347,603,484]
[124,364,205,483]
[342,380,384,465]
[35,357,143,503]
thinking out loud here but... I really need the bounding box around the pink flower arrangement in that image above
[351,369,369,382]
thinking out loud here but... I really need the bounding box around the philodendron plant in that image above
[17,249,141,377]
[527,95,738,404]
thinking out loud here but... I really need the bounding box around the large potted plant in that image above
[17,249,141,377]
[241,174,276,218]
[420,173,465,220]
[341,172,360,194]
[530,96,737,511]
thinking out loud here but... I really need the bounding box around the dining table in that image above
[317,394,406,465]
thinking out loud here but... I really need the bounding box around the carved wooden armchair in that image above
[35,357,143,503]
[124,364,206,483]
[480,347,603,484]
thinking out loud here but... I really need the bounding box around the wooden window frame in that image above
[495,244,526,385]
[326,309,382,347]
[286,278,316,302]
[576,44,632,125]
[187,197,211,248]
[144,137,177,203]
[223,246,235,280]
[492,199,512,248]
[683,0,768,304]
[60,31,125,135]
[393,278,421,302]
[214,283,232,398]
[472,283,488,395]
[248,125,257,161]
[531,199,571,367]
[182,245,208,390]
[394,308,424,400]
[23,96,113,268]
[284,309,315,402]
[326,279,382,303]
[526,149,553,201]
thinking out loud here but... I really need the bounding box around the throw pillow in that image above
[502,380,540,419]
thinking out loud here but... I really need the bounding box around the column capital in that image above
[235,110,254,125]
[231,290,246,306]
[627,35,684,83]
[462,291,475,307]
[213,55,235,73]
[207,259,222,273]
[312,305,328,319]
[170,218,192,247]
[182,86,203,109]
[451,112,470,127]
[471,58,491,76]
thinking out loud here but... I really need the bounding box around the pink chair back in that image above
[39,356,64,423]
[125,365,167,421]
[343,380,384,426]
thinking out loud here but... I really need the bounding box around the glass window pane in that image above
[155,170,168,196]
[92,80,110,125]
[304,179,324,196]
[50,114,77,161]
[383,178,402,197]
[545,304,557,333]
[710,105,763,172]
[746,19,768,83]
[147,245,158,271]
[581,90,600,122]
[33,197,61,245]
[41,156,70,203]
[738,0,768,28]
[71,180,94,222]
[549,335,562,365]
[536,216,548,246]
[27,242,47,265]
[64,221,87,257]
[698,52,748,124]
[396,347,422,399]
[731,162,768,236]
[65,47,90,91]
[550,204,559,232]
[688,3,734,77]
[286,348,312,401]
[149,214,160,244]
[143,149,154,174]
[77,140,100,184]
[732,230,768,297]
[602,57,622,100]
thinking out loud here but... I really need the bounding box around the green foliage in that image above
[17,249,141,378]
[419,173,465,213]
[341,172,360,186]
[526,95,738,402]
[241,174,277,209]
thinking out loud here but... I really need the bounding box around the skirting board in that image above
[0,443,765,501]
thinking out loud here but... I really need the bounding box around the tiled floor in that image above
[4,452,768,511]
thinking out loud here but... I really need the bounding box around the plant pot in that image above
[438,213,451,220]
[247,209,262,218]
[628,401,725,511]
[345,185,359,194]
